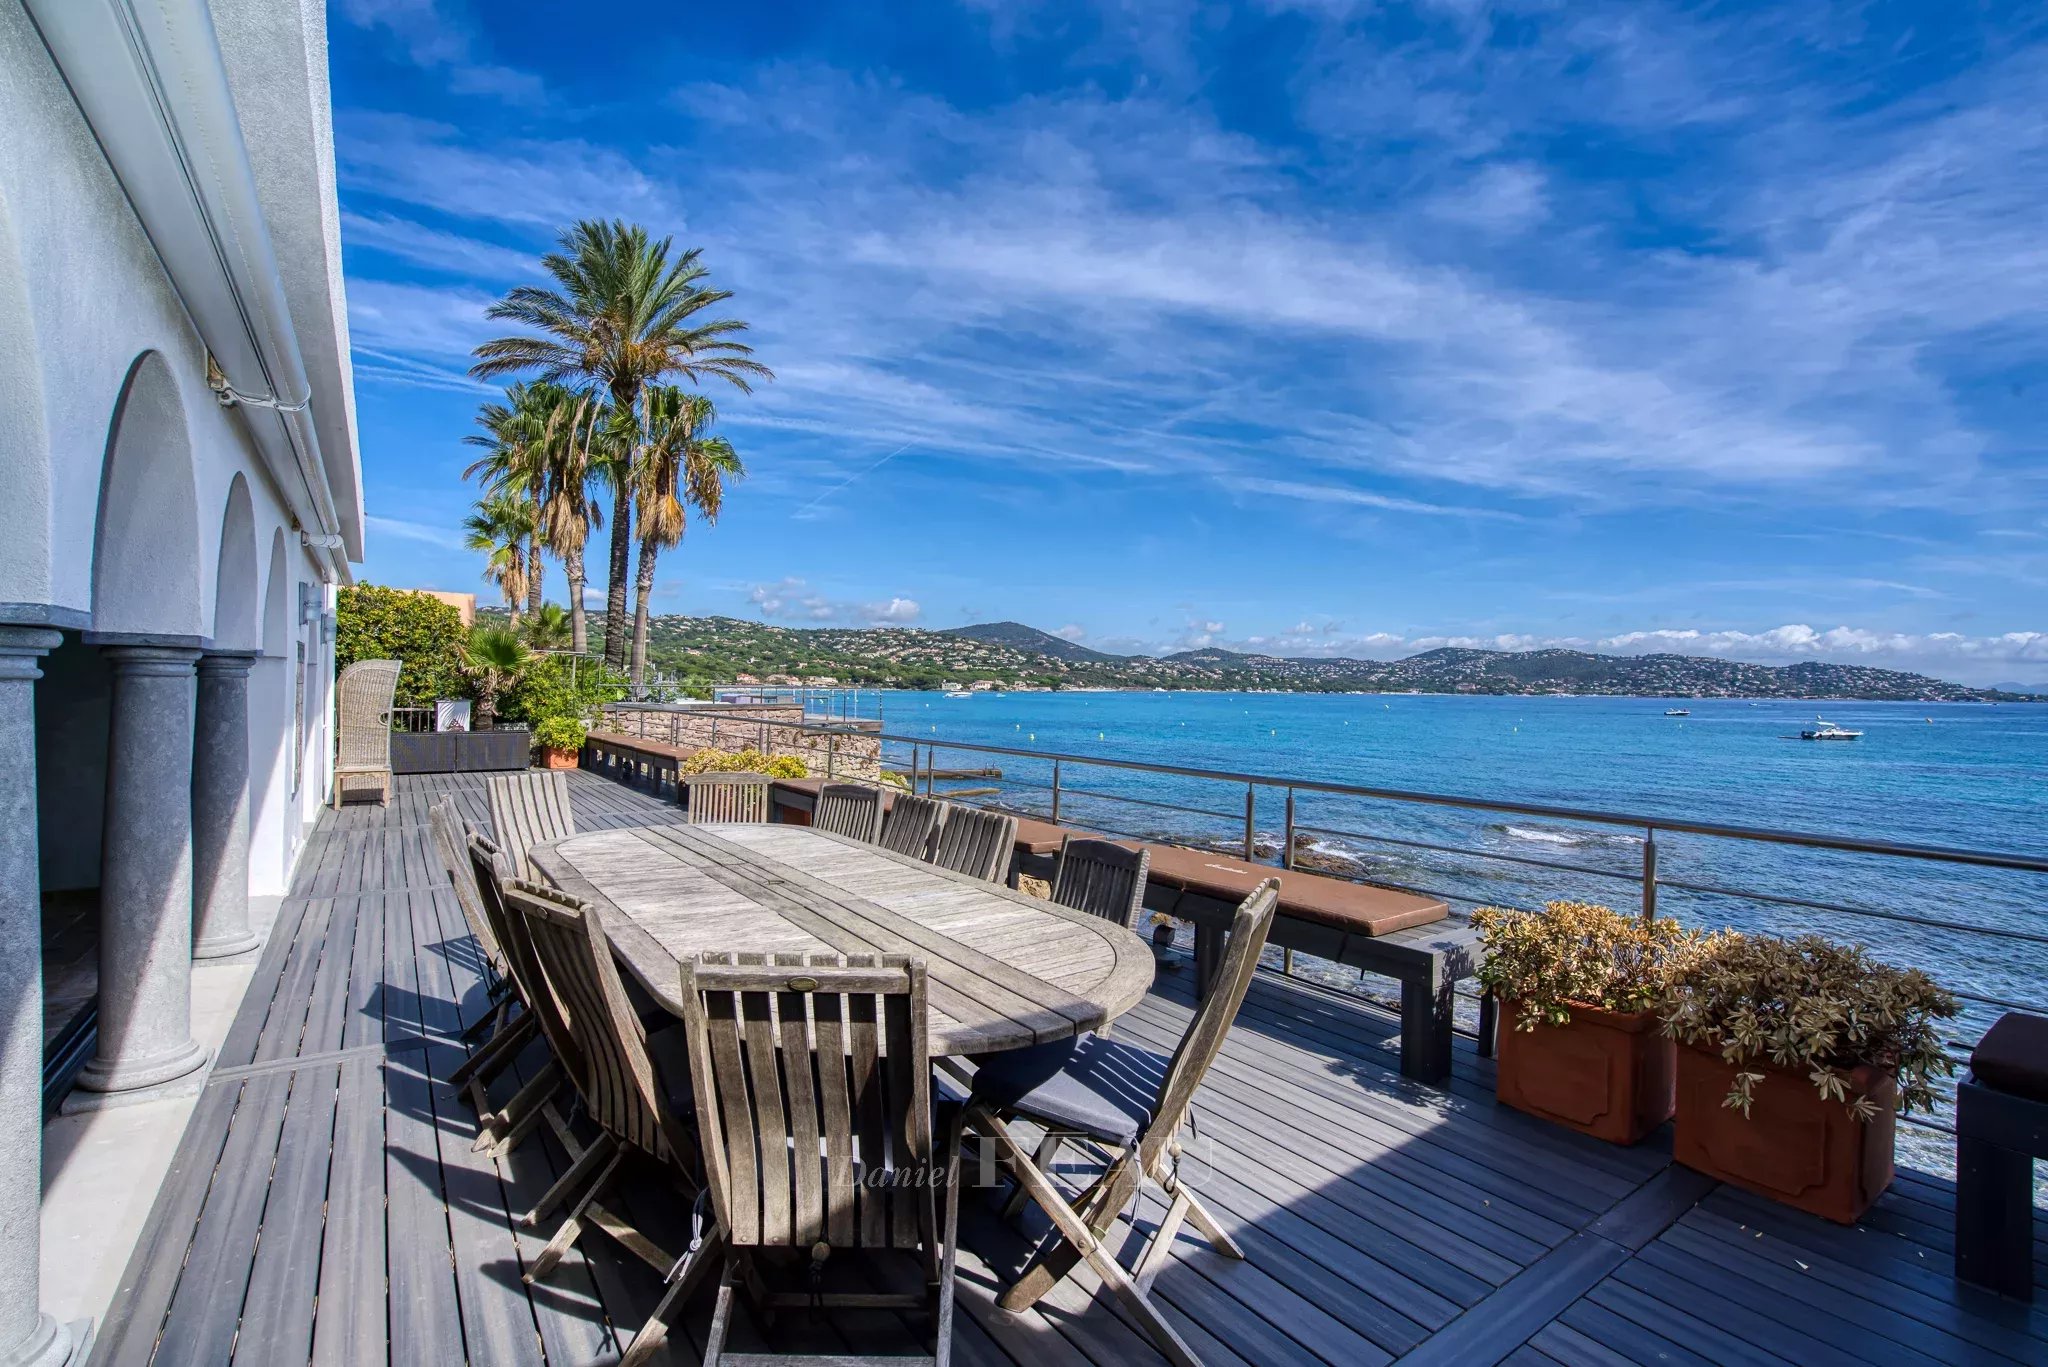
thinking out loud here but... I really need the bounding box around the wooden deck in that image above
[85,771,2048,1366]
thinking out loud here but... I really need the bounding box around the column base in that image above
[192,928,263,959]
[1,1314,89,1367]
[64,1039,211,1111]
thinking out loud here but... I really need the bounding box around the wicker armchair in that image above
[331,659,401,807]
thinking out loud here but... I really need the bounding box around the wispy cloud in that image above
[365,513,465,551]
[336,0,546,104]
[747,578,923,627]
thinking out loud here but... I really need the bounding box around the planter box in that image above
[1674,1041,1896,1224]
[1494,999,1674,1145]
[390,728,532,775]
[539,747,579,771]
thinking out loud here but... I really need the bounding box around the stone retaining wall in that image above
[600,704,882,780]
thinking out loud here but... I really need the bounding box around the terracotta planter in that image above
[540,747,580,771]
[1673,1041,1896,1223]
[1493,999,1675,1145]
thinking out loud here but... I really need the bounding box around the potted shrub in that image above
[1475,900,1701,1145]
[1661,932,1957,1223]
[532,716,588,770]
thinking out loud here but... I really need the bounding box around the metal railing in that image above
[595,709,2048,1129]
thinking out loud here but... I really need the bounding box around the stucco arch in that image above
[0,188,51,605]
[91,350,203,637]
[260,527,289,657]
[212,474,259,649]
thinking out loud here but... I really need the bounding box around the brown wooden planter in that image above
[1673,1041,1896,1224]
[1494,999,1675,1145]
[540,747,580,771]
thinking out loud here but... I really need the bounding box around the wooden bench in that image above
[775,780,1486,1083]
[582,729,688,800]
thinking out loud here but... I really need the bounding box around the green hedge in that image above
[335,585,467,709]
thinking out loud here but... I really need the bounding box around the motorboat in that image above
[1800,718,1863,740]
[1664,708,1690,717]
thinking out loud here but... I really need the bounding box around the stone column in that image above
[70,645,210,1105]
[192,651,259,958]
[0,628,80,1367]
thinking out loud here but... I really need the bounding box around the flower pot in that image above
[1493,999,1674,1145]
[540,747,580,771]
[1673,1041,1896,1224]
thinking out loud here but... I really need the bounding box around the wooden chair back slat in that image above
[680,952,933,1256]
[508,880,680,1159]
[1143,879,1278,1164]
[684,773,771,824]
[929,807,1017,883]
[466,835,585,1088]
[878,794,944,859]
[486,770,577,877]
[429,799,502,970]
[814,783,885,842]
[1051,837,1151,930]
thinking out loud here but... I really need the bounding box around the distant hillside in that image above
[945,621,1125,664]
[574,612,2032,701]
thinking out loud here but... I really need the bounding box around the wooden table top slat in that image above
[531,822,1155,1055]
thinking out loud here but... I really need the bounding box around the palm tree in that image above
[525,601,572,651]
[629,388,742,692]
[462,493,535,625]
[459,625,529,730]
[472,220,772,670]
[466,381,606,654]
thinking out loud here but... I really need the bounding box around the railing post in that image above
[1243,782,1256,861]
[1642,827,1658,922]
[1051,760,1062,824]
[827,733,837,780]
[1283,787,1296,870]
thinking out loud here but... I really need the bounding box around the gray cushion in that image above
[1000,1035,1165,1147]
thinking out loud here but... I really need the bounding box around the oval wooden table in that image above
[529,821,1156,1056]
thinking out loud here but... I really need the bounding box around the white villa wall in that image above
[0,3,339,895]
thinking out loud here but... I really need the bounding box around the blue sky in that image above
[332,0,2048,684]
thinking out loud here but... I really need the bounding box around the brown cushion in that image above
[1141,843,1447,937]
[1971,1013,2048,1102]
[1011,816,1072,855]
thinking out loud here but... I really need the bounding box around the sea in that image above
[873,689,2048,1150]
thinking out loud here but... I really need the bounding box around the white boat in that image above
[1664,708,1690,717]
[1800,718,1863,740]
[943,691,973,699]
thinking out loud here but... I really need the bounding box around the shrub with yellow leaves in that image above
[1475,900,1704,1030]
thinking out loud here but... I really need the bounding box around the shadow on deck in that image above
[85,771,2048,1366]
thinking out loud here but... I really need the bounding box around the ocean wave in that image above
[1494,822,1642,849]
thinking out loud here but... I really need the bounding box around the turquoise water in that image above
[875,691,2048,1043]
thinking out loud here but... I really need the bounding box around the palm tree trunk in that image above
[476,684,497,731]
[526,536,544,619]
[566,544,588,656]
[604,478,632,669]
[630,539,658,696]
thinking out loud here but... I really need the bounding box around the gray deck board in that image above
[84,767,2048,1367]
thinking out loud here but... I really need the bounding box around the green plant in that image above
[460,626,531,729]
[524,602,573,651]
[1660,932,1958,1119]
[677,746,806,779]
[1475,900,1704,1029]
[532,716,588,753]
[334,585,469,709]
[462,492,536,623]
[498,652,628,726]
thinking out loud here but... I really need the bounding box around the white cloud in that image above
[747,579,923,626]
[336,0,545,104]
[341,211,537,279]
[366,513,465,552]
[1052,624,1088,640]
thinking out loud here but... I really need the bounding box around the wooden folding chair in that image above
[486,769,576,877]
[929,806,1016,884]
[972,878,1279,1367]
[507,881,717,1367]
[463,836,585,1160]
[428,800,519,1050]
[679,952,965,1366]
[685,772,771,824]
[879,793,945,859]
[1050,836,1150,930]
[813,782,885,842]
